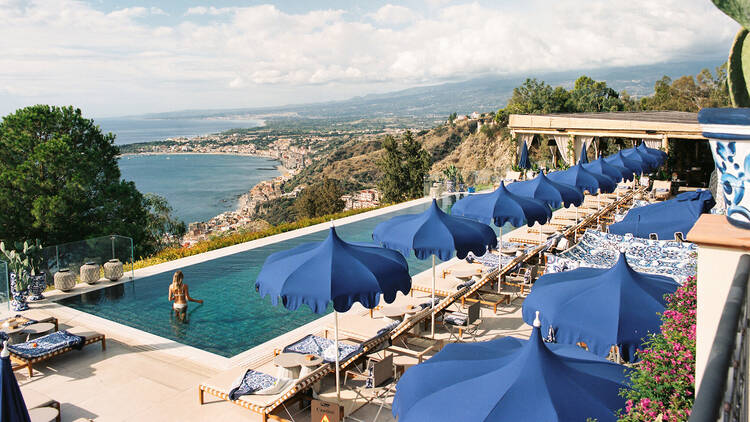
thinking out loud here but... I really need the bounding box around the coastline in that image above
[119,152,290,233]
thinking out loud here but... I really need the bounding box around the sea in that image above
[96,116,264,145]
[102,116,278,224]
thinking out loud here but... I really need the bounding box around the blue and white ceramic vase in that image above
[27,274,47,301]
[9,272,29,312]
[698,108,750,229]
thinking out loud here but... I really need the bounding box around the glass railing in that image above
[41,235,134,285]
[0,261,7,310]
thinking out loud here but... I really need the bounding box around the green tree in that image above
[0,105,180,257]
[505,78,571,115]
[448,112,457,123]
[294,178,345,219]
[377,131,431,203]
[567,75,624,112]
[638,67,730,111]
[142,194,187,249]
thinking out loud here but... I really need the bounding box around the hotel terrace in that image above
[0,111,744,422]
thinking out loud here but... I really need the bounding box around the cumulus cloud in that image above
[0,0,737,115]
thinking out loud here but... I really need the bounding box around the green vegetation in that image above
[132,205,382,269]
[0,240,43,290]
[0,105,184,257]
[294,178,345,219]
[378,131,431,203]
[712,0,750,106]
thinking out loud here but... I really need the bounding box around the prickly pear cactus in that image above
[714,0,750,106]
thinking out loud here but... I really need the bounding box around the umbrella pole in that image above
[431,254,436,339]
[335,311,340,402]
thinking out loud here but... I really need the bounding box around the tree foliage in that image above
[293,178,345,219]
[637,66,730,112]
[377,131,431,203]
[0,105,182,257]
[142,193,186,250]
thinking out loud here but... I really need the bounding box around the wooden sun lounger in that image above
[11,331,106,377]
[199,328,393,421]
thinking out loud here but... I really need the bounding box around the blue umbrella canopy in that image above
[547,164,616,194]
[392,313,630,422]
[578,146,589,164]
[372,199,498,261]
[256,226,412,314]
[518,142,531,170]
[637,143,667,163]
[507,172,584,208]
[604,151,646,175]
[622,147,660,172]
[583,158,630,183]
[451,182,551,227]
[609,189,715,239]
[522,253,679,362]
[0,342,30,422]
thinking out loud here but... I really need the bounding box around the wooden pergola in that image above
[508,111,706,164]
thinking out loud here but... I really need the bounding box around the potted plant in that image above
[0,240,42,311]
[24,240,47,301]
[699,1,750,228]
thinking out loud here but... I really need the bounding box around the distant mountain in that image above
[140,58,725,121]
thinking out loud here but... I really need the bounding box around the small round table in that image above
[28,407,59,422]
[452,268,481,279]
[274,353,302,379]
[21,323,56,342]
[381,306,407,321]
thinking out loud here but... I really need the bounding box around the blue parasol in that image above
[392,312,630,421]
[372,199,497,337]
[578,146,589,164]
[522,253,679,362]
[604,151,646,175]
[506,172,584,208]
[256,225,412,400]
[547,164,616,194]
[518,141,532,170]
[583,157,634,183]
[622,147,660,172]
[0,341,30,422]
[451,181,551,227]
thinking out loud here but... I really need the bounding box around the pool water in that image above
[58,196,505,357]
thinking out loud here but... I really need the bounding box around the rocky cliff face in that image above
[283,116,517,191]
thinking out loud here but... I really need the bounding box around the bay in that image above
[118,154,280,224]
[97,116,263,145]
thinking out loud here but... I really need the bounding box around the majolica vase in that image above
[699,108,750,229]
[9,272,29,312]
[27,274,47,301]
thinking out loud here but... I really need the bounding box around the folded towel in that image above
[444,312,468,326]
[283,334,360,364]
[8,330,84,359]
[377,321,400,336]
[419,298,441,309]
[228,369,292,400]
[456,280,476,290]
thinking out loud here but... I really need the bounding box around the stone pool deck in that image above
[3,193,539,421]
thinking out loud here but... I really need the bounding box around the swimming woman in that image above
[168,271,203,320]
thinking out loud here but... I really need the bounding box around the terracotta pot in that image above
[103,259,124,281]
[54,269,76,292]
[80,262,100,285]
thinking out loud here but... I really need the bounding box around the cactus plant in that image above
[713,0,750,106]
[0,239,44,291]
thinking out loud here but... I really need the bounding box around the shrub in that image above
[619,275,696,421]
[132,205,382,270]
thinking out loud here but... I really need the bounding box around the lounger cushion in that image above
[228,369,293,400]
[9,331,84,359]
[443,312,468,327]
[377,321,400,336]
[283,334,360,363]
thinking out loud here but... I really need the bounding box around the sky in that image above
[0,0,738,117]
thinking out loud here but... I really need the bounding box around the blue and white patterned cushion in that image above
[228,369,279,400]
[443,312,468,326]
[8,330,84,359]
[419,298,441,309]
[283,334,360,363]
[556,229,696,283]
[377,321,400,336]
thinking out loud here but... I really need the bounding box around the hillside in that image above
[282,118,514,192]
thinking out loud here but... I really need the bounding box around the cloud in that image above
[369,4,418,25]
[0,0,737,116]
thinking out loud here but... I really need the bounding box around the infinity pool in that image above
[58,196,503,357]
